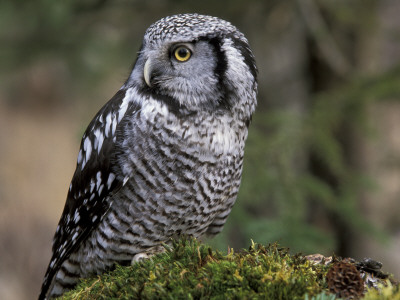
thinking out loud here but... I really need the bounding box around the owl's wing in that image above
[39,88,137,299]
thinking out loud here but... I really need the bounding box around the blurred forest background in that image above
[1,0,400,299]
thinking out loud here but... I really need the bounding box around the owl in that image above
[39,13,257,299]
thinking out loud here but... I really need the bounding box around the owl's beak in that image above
[144,58,152,87]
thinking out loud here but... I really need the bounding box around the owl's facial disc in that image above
[140,40,222,110]
[143,43,193,88]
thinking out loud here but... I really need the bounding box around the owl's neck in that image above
[136,92,247,157]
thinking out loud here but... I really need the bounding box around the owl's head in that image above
[127,14,257,122]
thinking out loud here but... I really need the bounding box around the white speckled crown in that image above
[144,13,245,45]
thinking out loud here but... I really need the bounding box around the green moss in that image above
[60,238,396,299]
[363,283,400,300]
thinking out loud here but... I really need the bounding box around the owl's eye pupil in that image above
[178,48,188,57]
[174,46,191,62]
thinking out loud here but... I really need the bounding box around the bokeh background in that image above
[1,0,400,299]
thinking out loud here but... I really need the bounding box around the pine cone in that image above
[327,261,364,299]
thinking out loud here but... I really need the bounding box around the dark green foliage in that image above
[61,238,329,299]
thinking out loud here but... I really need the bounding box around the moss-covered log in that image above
[60,238,399,299]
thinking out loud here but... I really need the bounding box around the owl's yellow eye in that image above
[173,46,191,62]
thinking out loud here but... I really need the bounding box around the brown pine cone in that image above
[327,261,364,299]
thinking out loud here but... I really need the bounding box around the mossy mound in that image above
[61,238,399,299]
